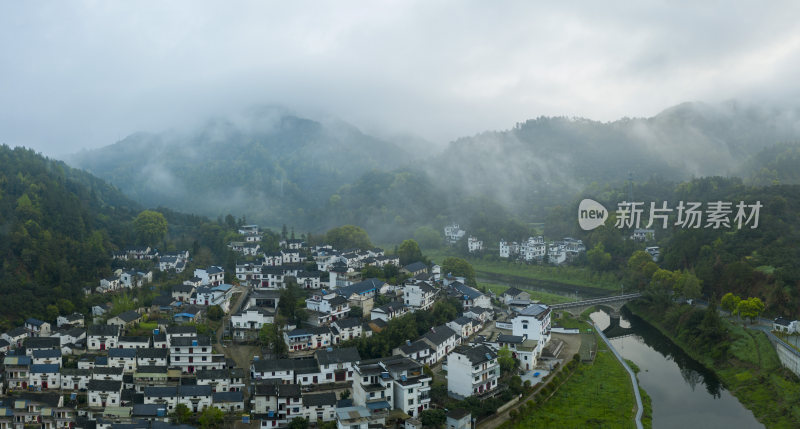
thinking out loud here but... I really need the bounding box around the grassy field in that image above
[425,248,621,291]
[504,335,642,429]
[480,282,573,305]
[627,302,800,428]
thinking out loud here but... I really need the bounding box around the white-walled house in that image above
[446,344,499,399]
[88,325,121,351]
[306,293,350,326]
[403,282,437,311]
[88,379,123,408]
[448,282,491,310]
[371,302,409,322]
[231,309,276,341]
[511,304,551,359]
[420,325,460,362]
[467,236,483,253]
[773,317,800,334]
[194,266,225,286]
[444,224,466,244]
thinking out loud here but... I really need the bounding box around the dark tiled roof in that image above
[108,348,137,358]
[422,325,457,346]
[252,358,319,373]
[115,310,141,323]
[137,348,169,359]
[88,379,122,391]
[32,349,62,358]
[254,383,301,398]
[24,337,61,349]
[212,391,243,403]
[315,347,360,366]
[302,392,336,407]
[335,278,384,297]
[89,325,121,337]
[453,344,497,365]
[332,318,361,329]
[403,262,428,273]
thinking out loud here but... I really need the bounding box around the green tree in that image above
[497,346,517,375]
[198,406,224,428]
[397,239,423,266]
[44,304,59,321]
[648,269,678,298]
[325,225,372,249]
[288,417,309,429]
[587,243,612,271]
[207,305,223,321]
[441,257,477,286]
[414,226,443,250]
[260,322,288,357]
[737,297,765,323]
[627,250,658,290]
[134,210,168,246]
[675,271,702,300]
[720,292,741,316]
[173,403,192,424]
[420,409,447,428]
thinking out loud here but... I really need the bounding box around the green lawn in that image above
[480,282,573,305]
[505,337,640,429]
[425,249,621,290]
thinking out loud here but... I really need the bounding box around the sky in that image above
[2,0,800,157]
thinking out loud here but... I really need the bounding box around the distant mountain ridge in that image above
[429,101,800,215]
[70,107,412,225]
[69,101,800,234]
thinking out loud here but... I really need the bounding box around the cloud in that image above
[1,1,800,156]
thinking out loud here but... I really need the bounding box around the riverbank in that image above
[424,249,621,292]
[501,318,651,429]
[626,300,800,428]
[478,281,573,304]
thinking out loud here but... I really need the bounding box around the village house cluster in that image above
[499,236,586,265]
[0,224,567,429]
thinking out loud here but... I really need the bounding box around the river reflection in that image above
[589,308,763,429]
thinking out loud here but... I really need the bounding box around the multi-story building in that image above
[446,344,500,399]
[467,236,483,253]
[353,356,432,417]
[306,293,350,326]
[511,304,552,359]
[403,282,437,311]
[3,354,31,389]
[284,327,334,352]
[169,335,223,373]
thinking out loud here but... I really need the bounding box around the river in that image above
[589,308,763,429]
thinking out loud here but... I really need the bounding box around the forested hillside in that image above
[0,145,261,329]
[70,107,412,227]
[0,146,139,327]
[430,101,800,218]
[567,176,800,316]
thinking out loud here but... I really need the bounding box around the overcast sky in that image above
[2,1,800,157]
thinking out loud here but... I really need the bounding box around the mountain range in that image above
[68,101,800,240]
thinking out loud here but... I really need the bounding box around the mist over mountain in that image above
[430,101,800,217]
[69,101,800,240]
[70,107,412,226]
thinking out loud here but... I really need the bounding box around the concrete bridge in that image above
[551,293,643,317]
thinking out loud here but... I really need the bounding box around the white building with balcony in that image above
[446,345,499,399]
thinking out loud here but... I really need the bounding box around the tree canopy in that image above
[325,225,372,249]
[134,210,168,245]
